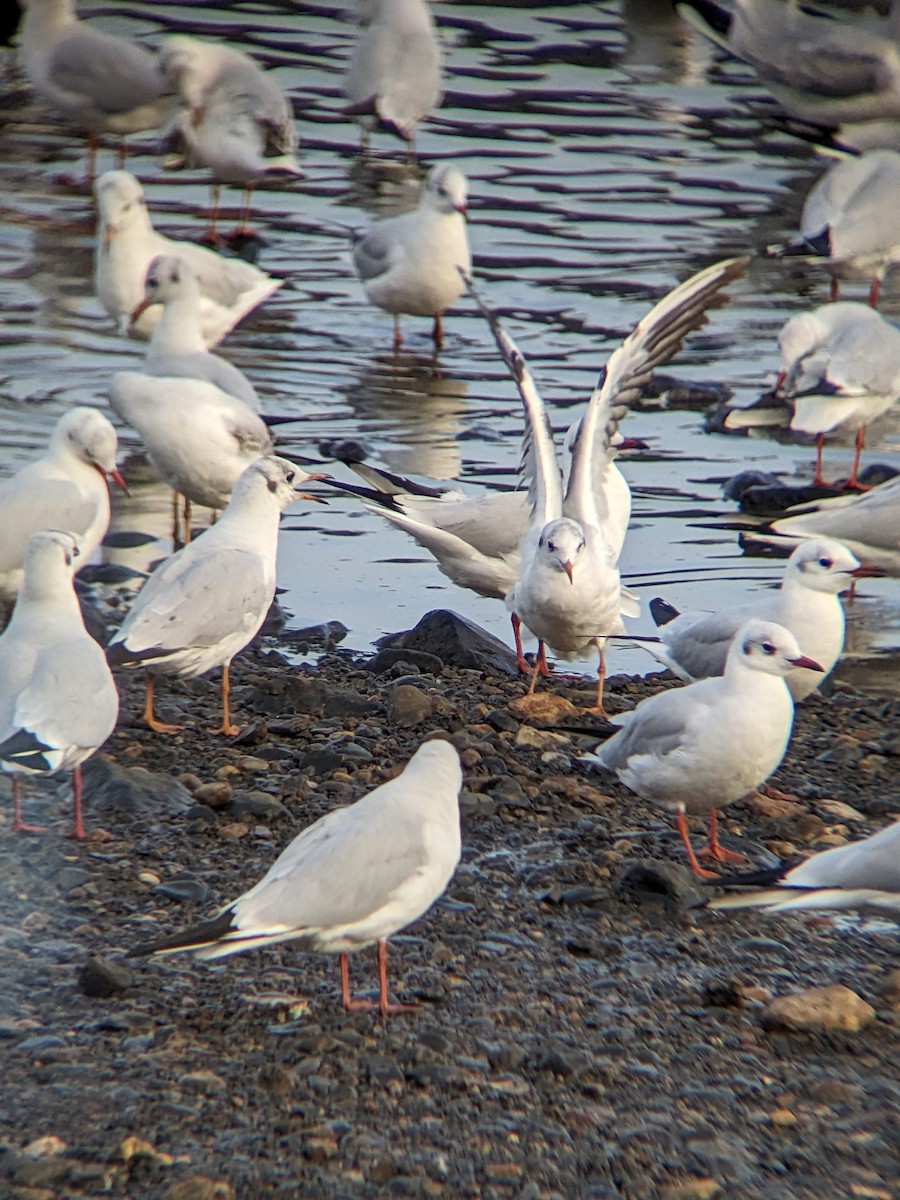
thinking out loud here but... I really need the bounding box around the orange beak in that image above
[130,295,153,325]
[562,560,574,584]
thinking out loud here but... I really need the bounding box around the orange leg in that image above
[846,425,866,490]
[393,315,403,350]
[212,662,240,736]
[696,807,746,865]
[70,764,86,841]
[12,776,47,834]
[829,277,840,303]
[339,943,418,1016]
[432,313,444,349]
[142,673,183,736]
[511,612,528,674]
[675,809,717,879]
[583,637,609,717]
[527,641,546,694]
[867,274,881,308]
[812,434,828,487]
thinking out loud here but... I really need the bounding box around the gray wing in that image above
[772,476,900,550]
[659,609,748,680]
[145,350,260,409]
[595,689,700,771]
[113,546,270,658]
[0,476,99,575]
[352,225,399,283]
[49,27,166,114]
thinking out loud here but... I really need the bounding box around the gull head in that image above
[159,36,208,89]
[233,455,328,511]
[23,529,81,595]
[728,619,824,678]
[94,170,146,241]
[788,536,883,593]
[53,407,126,492]
[536,518,585,585]
[133,254,200,320]
[425,165,468,216]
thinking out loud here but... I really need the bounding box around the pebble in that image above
[193,781,233,810]
[660,1180,720,1200]
[236,756,268,774]
[76,955,133,998]
[232,791,288,821]
[21,1136,67,1160]
[761,985,876,1034]
[179,1070,228,1095]
[514,726,570,750]
[388,684,434,727]
[875,968,900,1012]
[163,1177,236,1200]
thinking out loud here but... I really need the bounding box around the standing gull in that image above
[470,256,747,710]
[649,538,882,701]
[343,0,443,154]
[352,164,470,349]
[1,531,119,838]
[133,739,463,1016]
[159,36,302,239]
[0,407,124,602]
[17,0,171,178]
[107,456,322,735]
[94,170,281,347]
[708,820,900,915]
[583,619,823,878]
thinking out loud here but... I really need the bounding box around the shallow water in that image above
[1,0,898,690]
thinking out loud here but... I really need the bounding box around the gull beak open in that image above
[788,654,824,672]
[562,560,574,584]
[849,563,886,579]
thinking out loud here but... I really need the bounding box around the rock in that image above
[80,758,192,819]
[660,1180,721,1200]
[298,748,345,776]
[163,1178,235,1200]
[815,798,867,822]
[243,673,326,716]
[615,860,705,911]
[377,609,519,675]
[54,867,91,893]
[154,874,211,904]
[366,648,444,676]
[179,1071,228,1095]
[232,791,289,821]
[485,708,518,733]
[387,684,434,727]
[768,1108,797,1126]
[508,692,579,722]
[21,1136,67,1159]
[77,955,132,998]
[118,1136,174,1166]
[193,781,233,810]
[514,725,570,750]
[761,985,875,1034]
[278,620,348,650]
[323,691,380,718]
[875,968,900,1012]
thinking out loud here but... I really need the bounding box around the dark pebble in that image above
[77,954,133,998]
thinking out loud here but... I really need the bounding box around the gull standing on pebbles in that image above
[352,164,470,349]
[133,739,462,1016]
[159,36,302,239]
[107,456,322,735]
[17,0,172,178]
[0,407,124,602]
[774,301,900,487]
[708,820,900,915]
[343,0,443,155]
[134,255,261,410]
[94,170,281,347]
[471,257,747,712]
[649,538,883,701]
[0,531,119,838]
[583,619,823,878]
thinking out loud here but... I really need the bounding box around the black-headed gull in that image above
[775,301,900,486]
[17,0,172,177]
[352,164,471,349]
[677,0,900,152]
[343,0,443,153]
[159,36,301,238]
[471,256,747,711]
[134,739,462,1015]
[709,820,900,915]
[94,170,281,347]
[584,619,823,878]
[0,406,124,602]
[135,255,260,411]
[767,475,900,573]
[107,456,322,735]
[649,537,882,701]
[0,530,119,838]
[777,151,900,306]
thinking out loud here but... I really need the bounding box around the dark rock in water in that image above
[857,462,899,487]
[735,481,844,515]
[366,647,444,676]
[278,620,348,651]
[722,470,784,503]
[77,955,133,998]
[81,758,192,820]
[378,610,519,676]
[615,860,705,911]
[388,684,434,727]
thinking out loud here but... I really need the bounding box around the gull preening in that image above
[17,0,172,176]
[159,36,302,237]
[709,820,900,915]
[343,0,443,154]
[649,538,882,701]
[584,619,823,878]
[352,164,471,349]
[136,255,261,410]
[107,456,322,735]
[94,170,281,347]
[471,256,748,710]
[134,739,463,1016]
[0,531,119,838]
[0,407,124,602]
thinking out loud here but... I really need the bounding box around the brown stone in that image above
[761,985,875,1034]
[508,692,578,721]
[514,725,570,750]
[875,968,900,1011]
[388,684,434,727]
[163,1178,235,1200]
[193,781,233,810]
[660,1179,721,1200]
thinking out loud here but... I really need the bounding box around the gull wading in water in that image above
[352,164,471,349]
[17,0,172,178]
[0,407,125,602]
[159,36,302,239]
[94,171,281,346]
[133,739,463,1016]
[343,0,443,154]
[469,256,748,712]
[649,537,883,701]
[107,456,324,736]
[0,531,119,838]
[708,820,900,916]
[583,619,823,878]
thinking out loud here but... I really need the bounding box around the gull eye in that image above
[818,556,833,569]
[762,642,776,655]
[285,471,295,484]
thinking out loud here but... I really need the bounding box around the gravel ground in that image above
[2,618,899,1200]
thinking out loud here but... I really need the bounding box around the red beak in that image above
[774,369,786,394]
[108,466,129,495]
[849,563,886,579]
[788,655,824,672]
[130,295,153,325]
[563,560,574,584]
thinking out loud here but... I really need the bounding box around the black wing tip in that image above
[129,907,238,958]
[649,597,680,627]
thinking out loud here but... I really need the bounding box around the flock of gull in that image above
[2,0,899,1013]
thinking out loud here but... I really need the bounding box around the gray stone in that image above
[77,955,133,998]
[232,791,289,821]
[377,609,519,675]
[81,758,192,820]
[367,648,444,676]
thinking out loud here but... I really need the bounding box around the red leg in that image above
[511,612,529,674]
[696,807,746,865]
[203,183,221,245]
[675,809,717,879]
[432,313,444,349]
[393,315,402,350]
[234,185,253,237]
[867,274,881,308]
[70,764,85,841]
[812,434,827,487]
[339,944,418,1015]
[527,642,546,694]
[829,277,840,303]
[12,776,47,834]
[846,426,866,490]
[213,662,240,736]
